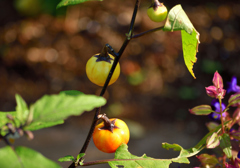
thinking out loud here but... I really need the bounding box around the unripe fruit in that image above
[147,2,168,22]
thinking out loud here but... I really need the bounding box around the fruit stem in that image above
[97,114,118,133]
[99,45,109,58]
[151,0,161,11]
[105,44,118,57]
[97,114,112,128]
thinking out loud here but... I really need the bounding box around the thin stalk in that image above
[68,0,140,167]
[219,98,225,134]
[132,26,164,39]
[81,158,149,166]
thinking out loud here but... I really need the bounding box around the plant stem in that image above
[69,0,166,167]
[219,98,225,134]
[68,0,140,168]
[132,26,164,39]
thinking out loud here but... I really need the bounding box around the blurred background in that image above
[0,0,240,167]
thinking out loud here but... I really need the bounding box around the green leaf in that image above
[60,90,84,96]
[15,94,29,124]
[162,143,190,164]
[163,5,194,33]
[56,0,102,9]
[0,146,61,168]
[219,133,232,159]
[58,155,75,162]
[181,29,199,79]
[76,153,85,161]
[109,144,172,168]
[163,4,200,79]
[0,146,22,168]
[108,122,229,168]
[25,93,106,131]
[24,120,64,131]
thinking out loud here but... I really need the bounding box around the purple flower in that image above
[209,99,226,120]
[227,76,240,93]
[238,151,240,159]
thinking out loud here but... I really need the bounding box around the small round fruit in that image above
[86,53,120,86]
[92,118,130,153]
[147,3,168,22]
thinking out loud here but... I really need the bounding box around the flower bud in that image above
[205,86,218,98]
[196,153,219,167]
[213,71,223,89]
[189,105,213,115]
[25,130,34,140]
[206,71,226,99]
[228,93,240,107]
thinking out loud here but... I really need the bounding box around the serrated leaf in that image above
[0,146,61,168]
[24,120,64,131]
[108,122,230,168]
[163,121,231,164]
[181,29,199,79]
[15,94,29,124]
[109,144,172,168]
[25,93,106,131]
[219,133,232,159]
[163,4,200,79]
[58,155,75,162]
[56,0,102,9]
[228,93,240,107]
[162,143,190,164]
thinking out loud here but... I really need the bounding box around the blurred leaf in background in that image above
[14,0,66,16]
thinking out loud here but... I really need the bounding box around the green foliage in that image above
[58,155,75,162]
[108,140,211,168]
[16,94,29,124]
[60,90,84,96]
[163,5,199,79]
[108,144,172,168]
[25,92,106,131]
[108,140,206,168]
[56,0,102,9]
[0,146,61,168]
[181,29,199,79]
[0,92,106,132]
[219,133,232,159]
